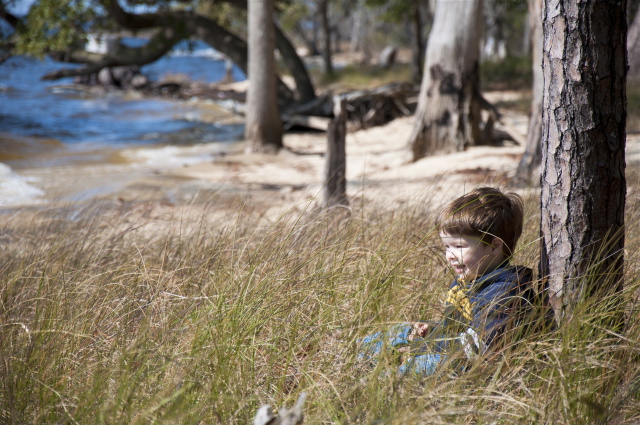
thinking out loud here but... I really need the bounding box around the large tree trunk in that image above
[245,0,283,153]
[540,0,627,322]
[514,0,543,184]
[407,0,484,161]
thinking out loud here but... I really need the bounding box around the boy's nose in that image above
[445,250,457,262]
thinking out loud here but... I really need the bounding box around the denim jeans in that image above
[358,323,444,376]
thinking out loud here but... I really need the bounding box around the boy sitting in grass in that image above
[358,186,538,375]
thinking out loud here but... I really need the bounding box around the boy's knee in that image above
[399,353,443,376]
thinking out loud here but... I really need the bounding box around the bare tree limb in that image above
[275,24,316,103]
[102,0,295,105]
[37,0,301,106]
[42,27,182,80]
[0,1,20,29]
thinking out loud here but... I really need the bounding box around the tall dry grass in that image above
[1,187,639,424]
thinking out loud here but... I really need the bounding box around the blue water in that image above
[0,40,246,168]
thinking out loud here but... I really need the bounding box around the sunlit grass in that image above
[480,56,533,92]
[310,63,415,92]
[1,185,640,424]
[627,81,640,134]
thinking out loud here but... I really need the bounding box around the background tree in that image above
[2,0,316,107]
[0,0,19,63]
[317,0,333,75]
[244,0,283,153]
[407,0,485,161]
[540,0,627,321]
[627,3,640,78]
[365,0,431,83]
[514,0,543,184]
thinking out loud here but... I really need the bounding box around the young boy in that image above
[358,186,536,375]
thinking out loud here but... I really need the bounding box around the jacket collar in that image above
[455,260,525,290]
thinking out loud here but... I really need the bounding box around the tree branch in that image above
[103,0,294,105]
[0,1,20,29]
[42,27,182,80]
[46,0,295,105]
[275,23,316,103]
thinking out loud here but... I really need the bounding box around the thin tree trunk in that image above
[540,0,627,322]
[318,0,334,75]
[407,0,484,161]
[628,2,640,79]
[323,97,348,208]
[350,1,363,54]
[410,3,424,84]
[514,0,543,184]
[293,21,320,56]
[245,0,283,153]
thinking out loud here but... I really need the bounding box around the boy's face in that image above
[439,232,505,280]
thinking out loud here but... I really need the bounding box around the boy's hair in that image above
[436,187,524,256]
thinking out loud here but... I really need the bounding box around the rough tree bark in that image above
[514,0,543,184]
[407,0,485,161]
[540,0,627,321]
[245,0,283,153]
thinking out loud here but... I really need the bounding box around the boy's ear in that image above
[490,238,504,254]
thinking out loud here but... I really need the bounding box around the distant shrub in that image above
[481,55,533,91]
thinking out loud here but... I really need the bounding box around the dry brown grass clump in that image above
[1,188,639,424]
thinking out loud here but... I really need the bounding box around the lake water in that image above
[0,40,247,205]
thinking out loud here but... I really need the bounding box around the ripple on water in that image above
[0,163,44,206]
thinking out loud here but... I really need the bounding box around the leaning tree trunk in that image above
[245,0,283,153]
[514,0,543,184]
[407,0,484,161]
[275,24,316,104]
[541,0,627,322]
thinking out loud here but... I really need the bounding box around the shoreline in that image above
[3,90,534,217]
[17,87,640,218]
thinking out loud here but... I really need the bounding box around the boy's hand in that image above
[407,322,430,342]
[398,322,431,366]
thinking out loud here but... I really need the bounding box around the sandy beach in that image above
[6,88,550,218]
[7,78,640,225]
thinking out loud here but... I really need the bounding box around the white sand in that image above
[9,89,640,217]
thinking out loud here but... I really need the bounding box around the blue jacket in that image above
[428,264,535,357]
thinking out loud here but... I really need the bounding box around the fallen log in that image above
[281,114,332,131]
[214,82,419,132]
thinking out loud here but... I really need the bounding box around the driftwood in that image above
[253,392,307,425]
[322,97,348,208]
[287,82,418,131]
[214,82,418,132]
[281,114,331,131]
[163,80,520,146]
